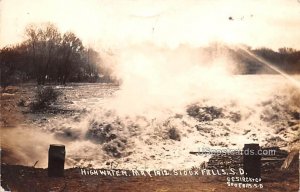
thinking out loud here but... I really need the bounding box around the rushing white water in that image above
[2,75,299,170]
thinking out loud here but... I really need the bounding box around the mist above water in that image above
[108,43,245,116]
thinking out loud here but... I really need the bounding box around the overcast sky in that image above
[1,0,300,50]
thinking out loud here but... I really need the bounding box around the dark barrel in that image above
[48,144,65,177]
[243,143,261,179]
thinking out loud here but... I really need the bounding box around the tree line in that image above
[252,47,300,73]
[0,23,113,87]
[199,43,300,74]
[1,25,300,88]
[234,46,300,74]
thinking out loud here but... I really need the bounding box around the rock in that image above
[291,126,299,131]
[187,105,224,122]
[291,111,300,120]
[195,125,212,133]
[243,129,251,135]
[54,127,81,141]
[275,127,285,134]
[168,127,181,141]
[174,114,183,118]
[86,121,122,144]
[103,139,127,158]
[229,111,241,123]
[150,155,155,159]
[288,121,298,127]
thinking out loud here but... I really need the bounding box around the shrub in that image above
[30,86,61,111]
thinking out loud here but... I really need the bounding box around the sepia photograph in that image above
[0,0,299,191]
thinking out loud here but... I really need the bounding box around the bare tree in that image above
[25,23,61,84]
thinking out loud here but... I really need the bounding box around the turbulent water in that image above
[2,76,300,170]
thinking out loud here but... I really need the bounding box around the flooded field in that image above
[1,75,300,170]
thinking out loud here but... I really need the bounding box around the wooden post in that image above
[48,144,65,177]
[243,143,261,179]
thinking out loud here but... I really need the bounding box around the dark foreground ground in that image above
[1,163,299,192]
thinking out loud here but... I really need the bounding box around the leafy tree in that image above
[58,32,84,84]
